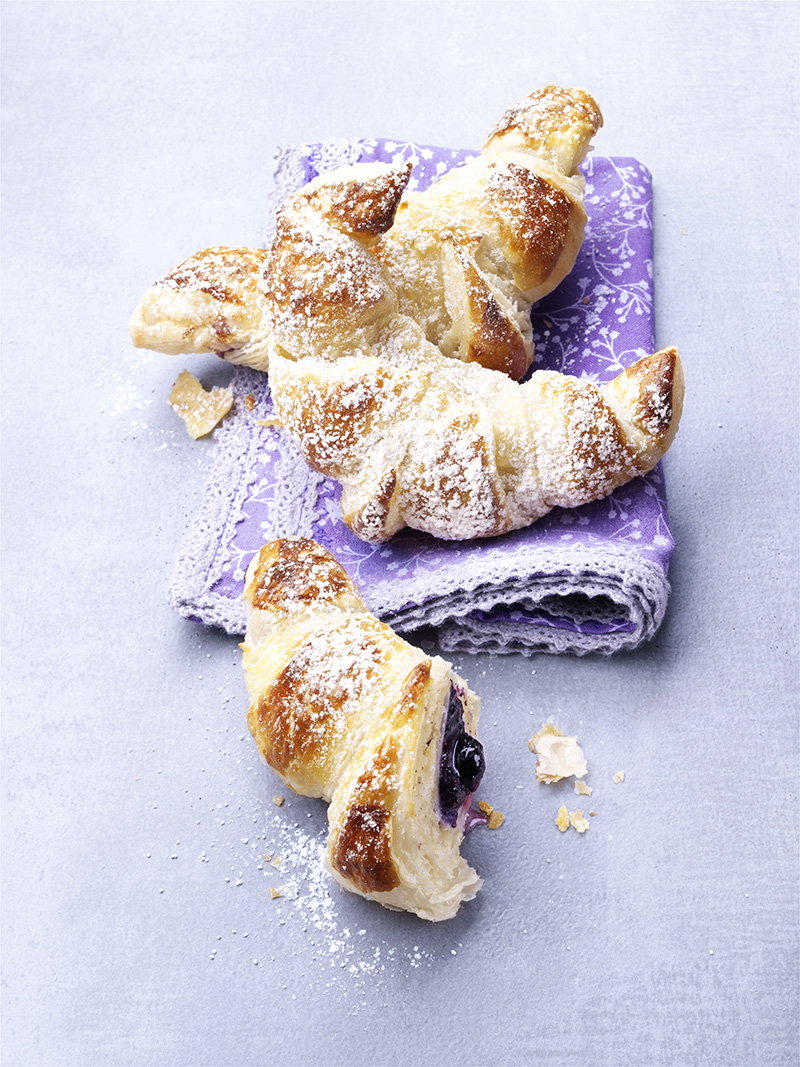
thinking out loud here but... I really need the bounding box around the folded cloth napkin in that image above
[169,138,676,655]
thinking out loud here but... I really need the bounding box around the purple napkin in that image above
[169,139,676,655]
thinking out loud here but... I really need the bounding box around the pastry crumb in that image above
[169,369,233,439]
[589,811,599,817]
[477,799,504,829]
[270,855,282,868]
[256,416,284,429]
[269,887,281,899]
[558,805,592,834]
[568,810,590,833]
[574,779,592,796]
[244,393,256,410]
[613,770,625,783]
[529,721,587,783]
[272,795,285,807]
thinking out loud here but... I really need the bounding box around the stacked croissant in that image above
[130,87,684,918]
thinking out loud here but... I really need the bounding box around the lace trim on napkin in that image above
[168,138,674,656]
[168,370,325,632]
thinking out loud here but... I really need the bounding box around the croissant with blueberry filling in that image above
[241,538,487,921]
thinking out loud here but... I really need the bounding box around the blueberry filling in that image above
[438,683,486,828]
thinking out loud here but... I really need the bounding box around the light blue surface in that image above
[2,3,798,1065]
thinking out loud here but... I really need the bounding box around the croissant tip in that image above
[621,346,684,440]
[301,161,414,239]
[600,346,684,472]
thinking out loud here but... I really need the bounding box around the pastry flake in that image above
[529,721,587,783]
[477,801,504,829]
[487,810,504,830]
[168,369,233,439]
[556,805,590,834]
[568,810,590,833]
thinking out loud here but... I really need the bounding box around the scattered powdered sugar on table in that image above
[96,344,158,422]
[141,645,443,1002]
[209,794,442,1003]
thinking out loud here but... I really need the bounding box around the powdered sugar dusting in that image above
[484,85,603,174]
[532,373,631,506]
[269,329,671,543]
[263,619,387,767]
[259,110,678,544]
[221,802,441,998]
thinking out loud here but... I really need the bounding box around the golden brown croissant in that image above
[126,161,413,371]
[128,86,601,381]
[263,159,683,541]
[268,334,683,542]
[241,538,486,920]
[265,86,602,379]
[128,86,682,545]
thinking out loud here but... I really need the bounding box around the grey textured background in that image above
[2,3,798,1065]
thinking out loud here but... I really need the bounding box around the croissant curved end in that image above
[605,346,685,469]
[483,85,604,175]
[128,245,272,365]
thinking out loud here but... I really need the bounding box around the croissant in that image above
[128,87,683,544]
[241,537,486,921]
[128,86,601,380]
[264,157,684,542]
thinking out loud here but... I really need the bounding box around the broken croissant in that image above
[241,538,487,921]
[128,86,602,380]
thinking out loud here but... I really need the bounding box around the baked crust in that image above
[128,87,683,545]
[268,333,684,542]
[483,85,603,171]
[372,86,603,377]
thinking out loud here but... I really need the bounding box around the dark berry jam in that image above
[438,683,486,828]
